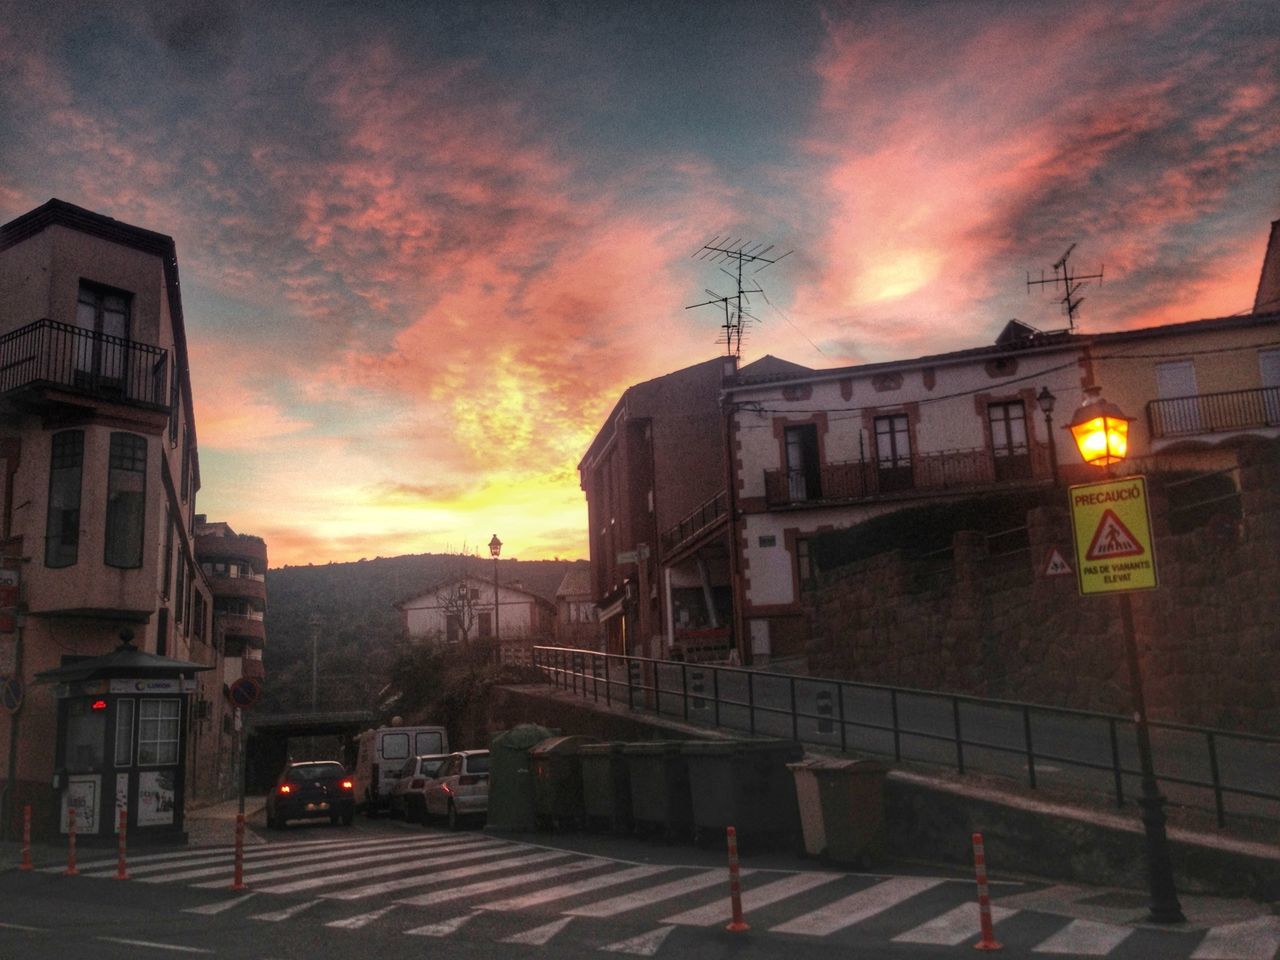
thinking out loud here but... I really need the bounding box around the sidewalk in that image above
[184,795,268,848]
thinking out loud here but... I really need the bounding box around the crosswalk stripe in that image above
[321,849,573,900]
[405,912,477,937]
[51,832,411,873]
[397,858,606,907]
[1032,918,1133,955]
[891,901,1017,945]
[192,836,507,890]
[479,864,673,912]
[1191,916,1280,960]
[183,893,257,916]
[662,871,841,926]
[773,876,945,936]
[148,835,481,885]
[255,839,519,896]
[326,905,400,930]
[601,925,675,956]
[566,869,733,919]
[251,899,322,922]
[503,916,574,945]
[85,833,465,880]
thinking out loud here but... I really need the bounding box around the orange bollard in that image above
[63,807,78,877]
[230,813,246,890]
[116,807,128,880]
[725,825,749,932]
[971,832,1002,951]
[20,804,33,871]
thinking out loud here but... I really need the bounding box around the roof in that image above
[34,638,211,684]
[554,564,592,599]
[393,574,556,611]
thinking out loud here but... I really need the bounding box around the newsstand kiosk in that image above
[35,633,209,845]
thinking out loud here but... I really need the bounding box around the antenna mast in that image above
[1027,243,1103,330]
[687,237,791,358]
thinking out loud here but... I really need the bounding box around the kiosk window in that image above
[138,699,180,765]
[115,700,135,766]
[64,699,106,771]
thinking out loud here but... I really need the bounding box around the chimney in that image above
[1254,219,1280,315]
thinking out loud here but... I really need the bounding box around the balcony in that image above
[764,444,1050,508]
[0,318,168,410]
[1147,387,1280,439]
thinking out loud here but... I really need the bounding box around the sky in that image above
[2,0,1277,568]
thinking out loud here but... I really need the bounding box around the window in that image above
[874,414,913,492]
[105,433,147,568]
[180,427,191,503]
[414,731,445,755]
[381,733,410,761]
[138,699,180,765]
[784,424,821,501]
[175,559,185,622]
[75,281,131,386]
[168,371,180,446]
[45,430,84,568]
[796,538,815,589]
[1156,360,1200,434]
[64,698,106,771]
[161,507,174,600]
[988,401,1031,481]
[114,699,135,766]
[478,611,493,638]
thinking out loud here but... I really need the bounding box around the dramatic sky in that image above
[2,0,1277,568]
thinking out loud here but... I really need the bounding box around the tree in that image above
[440,581,478,645]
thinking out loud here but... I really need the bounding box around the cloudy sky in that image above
[2,0,1277,567]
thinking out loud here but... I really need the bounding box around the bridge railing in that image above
[531,645,1279,830]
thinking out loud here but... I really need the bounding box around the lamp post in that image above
[1066,389,1184,925]
[1036,386,1058,484]
[488,535,502,663]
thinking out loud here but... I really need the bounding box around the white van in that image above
[353,724,449,815]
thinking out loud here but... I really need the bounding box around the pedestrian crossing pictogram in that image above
[18,830,1273,959]
[1085,509,1144,560]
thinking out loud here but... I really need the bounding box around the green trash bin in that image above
[580,742,631,834]
[486,724,554,832]
[788,757,887,866]
[622,741,693,842]
[529,735,597,831]
[683,739,804,852]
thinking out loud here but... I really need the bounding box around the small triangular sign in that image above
[1043,547,1073,578]
[1085,509,1145,560]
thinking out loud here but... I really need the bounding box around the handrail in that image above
[530,645,1279,829]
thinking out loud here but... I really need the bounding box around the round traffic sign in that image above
[229,677,261,709]
[1,675,22,714]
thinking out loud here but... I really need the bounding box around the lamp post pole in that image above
[489,535,502,664]
[1037,386,1059,484]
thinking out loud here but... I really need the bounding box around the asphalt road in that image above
[3,815,1275,960]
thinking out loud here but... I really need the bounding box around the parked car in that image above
[387,753,449,823]
[423,750,491,829]
[266,760,355,829]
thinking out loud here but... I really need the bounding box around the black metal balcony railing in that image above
[1147,386,1280,439]
[0,318,168,408]
[660,490,730,555]
[764,444,1049,507]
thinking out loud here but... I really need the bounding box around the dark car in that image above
[266,761,355,829]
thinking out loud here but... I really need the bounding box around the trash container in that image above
[622,741,693,842]
[683,739,803,851]
[529,735,597,831]
[580,742,632,834]
[486,724,554,832]
[788,757,887,866]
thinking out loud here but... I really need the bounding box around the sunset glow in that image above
[2,1,1276,567]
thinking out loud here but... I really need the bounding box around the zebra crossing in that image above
[33,831,1280,958]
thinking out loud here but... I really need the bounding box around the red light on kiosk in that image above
[91,699,108,711]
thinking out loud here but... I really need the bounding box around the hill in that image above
[261,553,584,712]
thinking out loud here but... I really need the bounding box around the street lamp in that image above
[1067,397,1185,925]
[1036,386,1058,484]
[488,535,502,662]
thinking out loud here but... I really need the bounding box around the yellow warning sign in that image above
[1069,475,1158,595]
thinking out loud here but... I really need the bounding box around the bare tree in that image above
[440,580,477,645]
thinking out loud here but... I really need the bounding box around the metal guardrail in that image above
[1148,386,1280,438]
[531,645,1279,829]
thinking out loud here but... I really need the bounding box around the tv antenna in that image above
[1027,243,1103,330]
[687,237,791,358]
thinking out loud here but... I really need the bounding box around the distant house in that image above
[553,563,600,650]
[395,576,556,665]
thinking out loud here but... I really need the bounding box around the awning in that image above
[35,634,211,684]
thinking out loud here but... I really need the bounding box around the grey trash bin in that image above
[788,757,887,866]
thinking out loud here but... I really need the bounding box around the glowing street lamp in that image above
[1066,394,1184,925]
[1067,386,1134,467]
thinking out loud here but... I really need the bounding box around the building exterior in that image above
[552,563,601,650]
[0,199,215,840]
[193,516,268,801]
[396,576,556,665]
[578,354,810,662]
